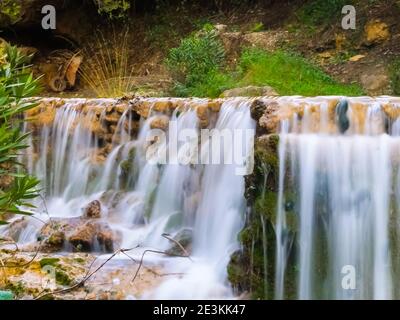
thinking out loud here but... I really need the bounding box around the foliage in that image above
[237,49,364,96]
[389,57,400,95]
[94,0,131,20]
[166,26,226,97]
[0,44,40,223]
[298,0,350,26]
[0,0,22,26]
[79,29,135,97]
[250,22,264,32]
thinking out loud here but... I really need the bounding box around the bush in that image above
[166,26,226,96]
[0,45,40,223]
[299,0,350,26]
[94,0,131,19]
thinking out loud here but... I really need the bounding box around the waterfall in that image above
[5,97,255,299]
[274,97,400,300]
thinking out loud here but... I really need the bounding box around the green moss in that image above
[39,258,60,268]
[55,270,72,286]
[4,281,24,298]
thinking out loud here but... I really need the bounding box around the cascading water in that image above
[2,97,256,299]
[274,97,400,300]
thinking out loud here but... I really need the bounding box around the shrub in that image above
[94,0,131,20]
[0,45,40,223]
[166,26,226,96]
[299,0,350,26]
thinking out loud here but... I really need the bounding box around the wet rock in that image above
[221,86,278,98]
[250,99,266,121]
[83,200,102,219]
[68,221,97,252]
[150,116,169,131]
[38,216,120,253]
[364,20,390,45]
[259,101,281,134]
[4,217,29,241]
[196,105,210,128]
[96,223,116,252]
[336,100,350,134]
[165,229,193,256]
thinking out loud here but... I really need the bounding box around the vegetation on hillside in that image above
[0,45,40,224]
[166,27,364,97]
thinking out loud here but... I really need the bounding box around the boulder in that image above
[259,101,281,134]
[83,200,102,219]
[364,20,390,45]
[221,86,278,98]
[68,221,97,252]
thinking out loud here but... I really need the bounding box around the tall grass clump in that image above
[79,29,135,98]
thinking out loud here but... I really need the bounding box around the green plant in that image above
[237,48,364,96]
[298,0,350,26]
[0,0,22,26]
[390,58,400,95]
[166,26,226,96]
[250,22,264,32]
[94,0,131,19]
[0,44,40,223]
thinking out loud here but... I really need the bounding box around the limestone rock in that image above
[83,200,102,219]
[259,101,281,134]
[364,20,390,45]
[221,86,278,97]
[150,116,169,131]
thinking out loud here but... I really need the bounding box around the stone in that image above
[221,86,278,97]
[150,116,169,131]
[364,20,390,45]
[4,217,28,241]
[83,200,102,219]
[196,104,210,128]
[360,71,390,96]
[349,54,366,62]
[259,101,281,134]
[165,229,193,256]
[68,221,97,252]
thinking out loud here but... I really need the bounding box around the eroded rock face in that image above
[221,86,278,98]
[83,200,102,219]
[38,200,120,253]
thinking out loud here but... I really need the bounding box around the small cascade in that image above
[3,97,256,299]
[274,96,400,300]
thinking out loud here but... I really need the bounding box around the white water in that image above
[4,98,255,299]
[275,97,400,300]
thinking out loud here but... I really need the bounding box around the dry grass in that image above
[79,28,135,98]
